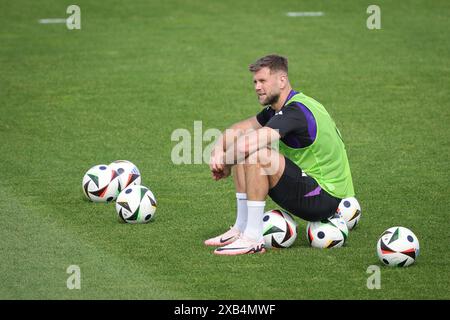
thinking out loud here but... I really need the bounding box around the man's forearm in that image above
[223,130,255,165]
[223,127,280,165]
[214,124,247,153]
[214,117,260,153]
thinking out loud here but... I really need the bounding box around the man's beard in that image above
[260,93,280,106]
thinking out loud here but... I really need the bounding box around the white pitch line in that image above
[38,18,67,24]
[286,12,324,17]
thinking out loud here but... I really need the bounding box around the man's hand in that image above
[209,147,225,173]
[211,165,231,181]
[209,147,231,180]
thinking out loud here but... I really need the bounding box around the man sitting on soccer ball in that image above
[205,54,355,255]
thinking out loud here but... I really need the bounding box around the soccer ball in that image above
[115,185,157,224]
[262,209,298,248]
[109,160,141,192]
[377,226,420,267]
[82,164,119,202]
[336,197,361,230]
[306,214,349,248]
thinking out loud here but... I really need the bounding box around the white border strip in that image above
[286,12,324,17]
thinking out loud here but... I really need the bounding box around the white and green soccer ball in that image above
[377,226,420,267]
[115,185,157,224]
[109,160,141,192]
[306,214,349,248]
[82,164,119,202]
[336,197,361,230]
[262,209,298,248]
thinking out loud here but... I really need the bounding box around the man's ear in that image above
[279,73,288,89]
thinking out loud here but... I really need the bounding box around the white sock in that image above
[233,193,247,232]
[243,200,265,241]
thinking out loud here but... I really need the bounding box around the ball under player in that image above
[205,54,355,255]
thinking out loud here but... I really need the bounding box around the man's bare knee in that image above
[244,148,281,176]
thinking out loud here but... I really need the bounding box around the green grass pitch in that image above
[0,0,449,299]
